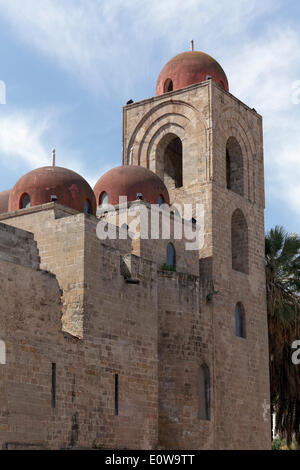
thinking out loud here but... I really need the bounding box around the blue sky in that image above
[0,0,299,233]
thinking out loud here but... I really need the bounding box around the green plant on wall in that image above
[161,263,176,272]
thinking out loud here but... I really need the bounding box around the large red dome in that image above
[9,166,96,215]
[94,165,170,206]
[0,189,10,214]
[156,50,229,95]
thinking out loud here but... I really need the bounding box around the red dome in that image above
[156,50,229,95]
[0,189,11,214]
[8,166,96,215]
[94,165,170,206]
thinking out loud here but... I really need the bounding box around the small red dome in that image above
[156,50,229,95]
[94,165,170,206]
[0,189,11,214]
[9,166,96,215]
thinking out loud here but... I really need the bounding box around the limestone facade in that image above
[0,79,270,449]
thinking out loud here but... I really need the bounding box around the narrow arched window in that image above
[84,199,92,214]
[157,195,164,207]
[164,79,173,93]
[235,303,246,338]
[99,191,108,207]
[231,209,249,274]
[157,133,183,190]
[226,137,244,196]
[166,242,176,269]
[198,364,210,420]
[20,193,30,209]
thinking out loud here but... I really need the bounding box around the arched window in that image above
[0,340,6,365]
[157,195,164,207]
[198,364,210,420]
[164,78,173,93]
[235,302,246,338]
[84,199,92,214]
[231,209,249,274]
[99,191,108,207]
[226,137,244,196]
[156,133,183,190]
[20,193,30,209]
[166,242,176,269]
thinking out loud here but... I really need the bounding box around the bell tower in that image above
[122,47,271,449]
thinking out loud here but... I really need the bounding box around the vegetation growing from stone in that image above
[266,226,300,447]
[161,263,176,272]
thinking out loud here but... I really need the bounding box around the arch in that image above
[226,136,244,196]
[235,302,246,338]
[164,78,173,93]
[0,340,6,364]
[166,242,176,269]
[198,364,210,420]
[231,209,249,274]
[216,106,258,202]
[99,191,108,207]
[125,99,200,165]
[156,133,183,190]
[84,199,92,214]
[20,193,30,209]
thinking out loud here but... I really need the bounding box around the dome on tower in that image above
[156,50,229,95]
[8,166,96,215]
[0,189,11,214]
[94,165,170,207]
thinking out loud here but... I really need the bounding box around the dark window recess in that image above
[164,78,173,92]
[198,364,211,420]
[235,303,246,338]
[51,363,56,409]
[115,374,119,416]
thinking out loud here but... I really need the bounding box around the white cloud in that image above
[228,29,300,116]
[0,0,280,95]
[224,28,300,221]
[0,0,299,225]
[0,109,99,188]
[0,111,49,169]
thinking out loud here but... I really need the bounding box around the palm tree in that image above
[265,226,300,447]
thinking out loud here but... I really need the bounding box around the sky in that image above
[0,0,299,233]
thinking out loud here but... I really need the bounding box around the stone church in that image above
[0,47,271,450]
